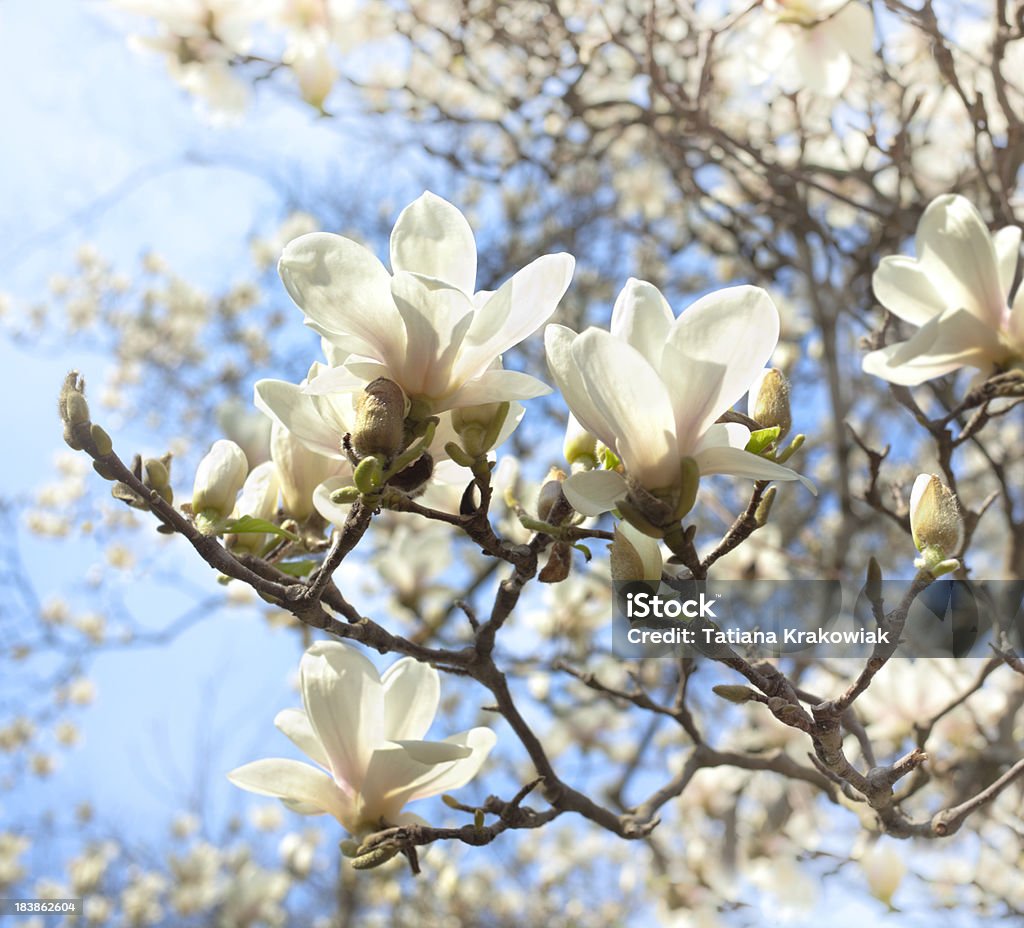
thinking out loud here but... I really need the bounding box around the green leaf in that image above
[276,559,318,578]
[599,446,621,471]
[745,426,781,456]
[221,516,299,542]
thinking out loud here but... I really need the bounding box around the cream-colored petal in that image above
[274,708,331,770]
[380,658,440,742]
[389,191,477,296]
[227,758,352,825]
[609,278,674,368]
[561,470,628,516]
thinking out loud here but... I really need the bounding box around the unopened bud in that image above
[536,468,568,523]
[226,461,280,554]
[59,372,91,450]
[748,369,792,438]
[610,521,663,583]
[754,486,777,527]
[192,440,248,522]
[143,457,170,491]
[865,557,883,603]
[330,486,361,505]
[353,456,383,494]
[563,414,597,468]
[674,457,700,520]
[352,378,406,459]
[89,424,113,457]
[712,684,757,704]
[909,474,963,557]
[452,401,510,457]
[351,844,399,870]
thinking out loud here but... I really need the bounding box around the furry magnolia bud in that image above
[59,371,92,450]
[748,368,792,438]
[352,378,406,459]
[610,521,663,583]
[909,474,963,556]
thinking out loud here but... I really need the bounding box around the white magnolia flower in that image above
[279,191,575,414]
[228,641,496,838]
[544,279,813,521]
[757,0,874,97]
[192,439,248,520]
[864,194,1024,385]
[270,421,342,521]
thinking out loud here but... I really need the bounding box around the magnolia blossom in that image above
[228,641,496,838]
[545,279,813,521]
[756,0,874,97]
[279,192,574,414]
[191,439,248,520]
[863,194,1024,385]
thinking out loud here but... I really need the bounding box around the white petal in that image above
[862,344,967,385]
[313,476,353,527]
[573,329,679,489]
[791,29,851,97]
[389,191,477,296]
[1010,281,1024,347]
[827,2,875,66]
[303,364,370,396]
[441,369,552,410]
[915,195,1006,328]
[402,727,497,803]
[693,446,817,494]
[664,286,779,445]
[279,232,407,371]
[254,379,347,460]
[695,422,751,451]
[609,278,674,368]
[389,739,472,764]
[274,708,330,770]
[872,256,947,326]
[227,758,352,823]
[992,225,1021,297]
[380,658,440,742]
[561,470,628,516]
[544,324,614,447]
[455,253,575,382]
[300,642,383,793]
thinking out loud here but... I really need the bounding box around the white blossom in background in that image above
[545,278,813,522]
[751,0,875,97]
[279,192,574,414]
[860,842,907,908]
[863,194,1024,384]
[228,641,496,838]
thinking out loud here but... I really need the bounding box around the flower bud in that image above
[226,461,280,554]
[536,467,568,523]
[610,521,663,583]
[192,440,248,526]
[909,474,962,556]
[451,401,510,457]
[271,422,338,521]
[563,414,597,468]
[860,844,905,908]
[748,368,792,438]
[352,378,406,459]
[59,371,91,450]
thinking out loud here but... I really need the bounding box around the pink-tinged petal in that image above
[573,329,679,489]
[390,272,474,396]
[693,446,817,494]
[380,658,440,742]
[664,286,779,444]
[389,192,477,296]
[441,369,551,410]
[300,642,383,794]
[227,758,353,824]
[872,256,947,326]
[992,226,1021,298]
[544,325,615,447]
[609,278,674,368]
[274,708,330,770]
[279,232,406,371]
[915,195,1005,328]
[455,253,575,382]
[562,470,628,516]
[254,379,348,460]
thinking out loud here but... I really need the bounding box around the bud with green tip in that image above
[610,521,663,583]
[192,440,248,533]
[563,413,597,469]
[909,474,963,576]
[353,456,384,494]
[352,378,406,459]
[748,368,792,439]
[59,371,92,450]
[712,684,757,704]
[536,468,568,523]
[452,401,510,457]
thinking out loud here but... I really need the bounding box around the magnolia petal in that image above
[862,344,967,385]
[695,422,751,451]
[389,739,473,764]
[915,195,1005,329]
[389,192,477,296]
[441,369,551,411]
[664,286,779,443]
[609,278,674,368]
[279,232,406,371]
[872,256,948,326]
[889,306,1001,368]
[402,727,498,804]
[694,446,816,494]
[573,328,679,489]
[456,253,575,383]
[1010,282,1024,347]
[274,708,332,772]
[303,364,370,397]
[313,476,353,527]
[380,658,440,742]
[993,226,1022,297]
[826,1,875,65]
[792,28,851,98]
[544,325,615,448]
[254,379,347,460]
[300,642,384,793]
[562,470,628,516]
[227,758,351,824]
